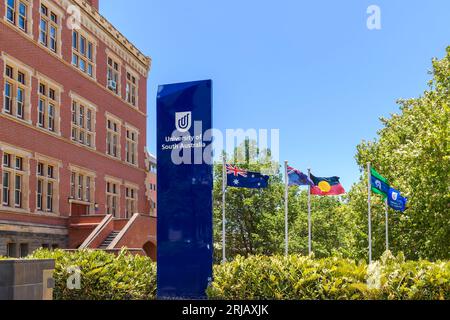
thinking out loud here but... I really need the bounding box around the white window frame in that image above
[35,154,60,215]
[0,144,31,212]
[125,67,139,108]
[105,176,121,217]
[38,1,64,56]
[70,92,97,150]
[36,74,63,135]
[125,183,138,218]
[107,55,121,96]
[2,55,33,123]
[105,113,122,159]
[68,165,95,215]
[4,0,33,36]
[72,29,96,78]
[125,124,139,166]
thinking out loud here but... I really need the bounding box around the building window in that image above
[70,172,75,198]
[14,174,22,207]
[126,128,138,165]
[47,181,53,212]
[125,186,137,218]
[3,153,10,167]
[2,171,10,206]
[3,64,29,121]
[72,30,95,77]
[106,117,120,158]
[19,243,28,257]
[6,0,15,23]
[39,4,59,53]
[7,243,17,258]
[86,176,91,202]
[107,57,120,94]
[38,82,60,133]
[71,100,95,148]
[2,152,27,209]
[78,174,83,199]
[125,72,137,107]
[70,171,94,205]
[6,0,30,33]
[37,178,43,210]
[36,162,57,213]
[106,181,119,217]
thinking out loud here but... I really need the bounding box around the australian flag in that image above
[226,164,269,189]
[288,166,314,187]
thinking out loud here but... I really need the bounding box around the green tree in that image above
[289,192,360,259]
[351,46,450,261]
[213,141,359,262]
[212,141,288,262]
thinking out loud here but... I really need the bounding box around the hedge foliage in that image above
[3,249,449,300]
[28,249,156,300]
[206,252,450,300]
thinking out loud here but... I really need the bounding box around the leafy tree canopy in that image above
[351,46,449,260]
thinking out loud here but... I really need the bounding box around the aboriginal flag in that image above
[310,174,346,196]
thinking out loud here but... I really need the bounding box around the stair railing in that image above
[79,214,113,249]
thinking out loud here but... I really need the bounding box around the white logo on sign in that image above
[175,112,192,133]
[375,180,382,189]
[391,192,398,201]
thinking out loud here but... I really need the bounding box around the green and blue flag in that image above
[371,168,390,198]
[371,167,407,212]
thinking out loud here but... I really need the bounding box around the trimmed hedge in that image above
[3,250,448,300]
[29,249,156,300]
[206,252,450,300]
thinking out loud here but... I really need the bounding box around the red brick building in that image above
[146,151,156,217]
[0,0,156,259]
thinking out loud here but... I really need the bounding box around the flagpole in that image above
[385,198,389,252]
[367,162,372,264]
[222,154,227,263]
[284,161,289,257]
[307,168,312,256]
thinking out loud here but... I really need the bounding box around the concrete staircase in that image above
[74,214,157,259]
[98,231,120,249]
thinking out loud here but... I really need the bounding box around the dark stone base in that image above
[0,230,67,257]
[0,259,55,300]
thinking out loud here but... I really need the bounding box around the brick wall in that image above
[0,0,151,246]
[113,215,156,259]
[87,0,100,10]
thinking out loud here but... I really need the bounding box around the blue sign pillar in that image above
[156,80,213,299]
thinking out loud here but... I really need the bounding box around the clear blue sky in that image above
[102,0,450,190]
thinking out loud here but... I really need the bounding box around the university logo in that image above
[175,111,192,133]
[391,191,398,201]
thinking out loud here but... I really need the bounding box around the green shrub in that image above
[9,249,447,300]
[207,252,450,300]
[28,249,156,300]
[377,253,450,300]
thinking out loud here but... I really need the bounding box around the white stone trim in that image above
[69,90,98,111]
[35,72,65,94]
